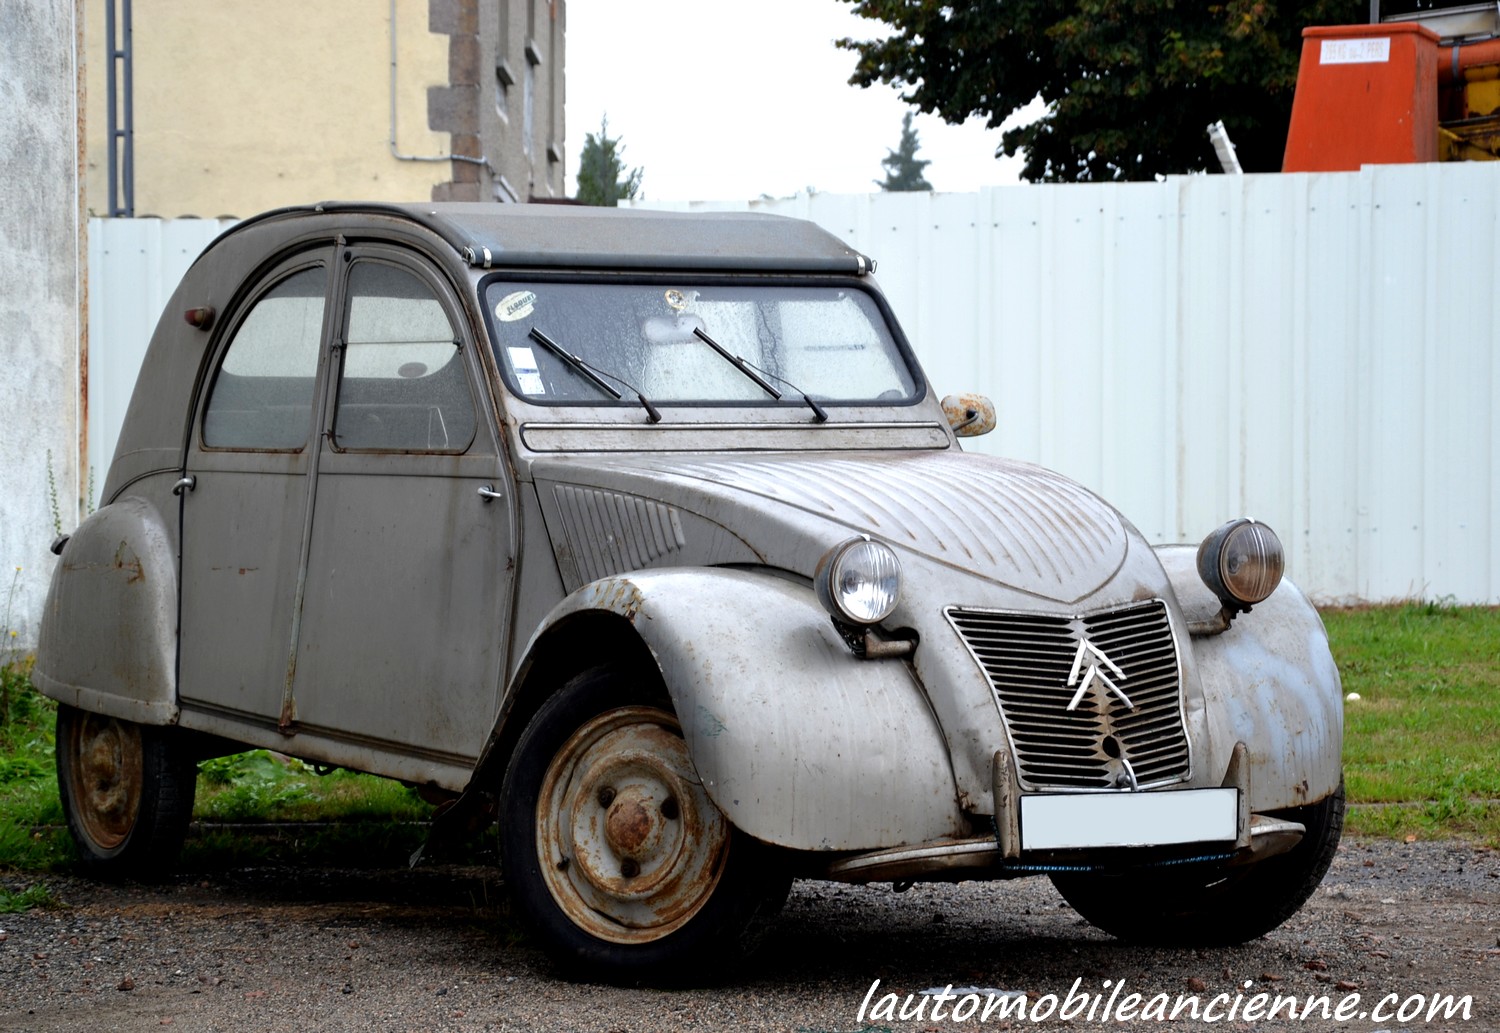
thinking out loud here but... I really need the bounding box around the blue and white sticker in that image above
[507,346,545,395]
[496,290,537,322]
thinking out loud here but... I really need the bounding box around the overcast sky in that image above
[562,0,1039,201]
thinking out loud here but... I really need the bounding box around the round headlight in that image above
[815,537,902,626]
[1197,519,1284,609]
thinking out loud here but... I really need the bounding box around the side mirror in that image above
[940,393,996,438]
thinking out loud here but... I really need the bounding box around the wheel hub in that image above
[68,712,144,851]
[603,789,661,860]
[538,706,729,945]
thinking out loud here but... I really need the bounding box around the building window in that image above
[495,59,513,120]
[523,49,536,159]
[496,0,511,119]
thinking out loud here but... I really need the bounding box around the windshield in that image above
[483,280,921,408]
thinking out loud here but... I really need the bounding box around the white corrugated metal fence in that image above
[87,218,234,488]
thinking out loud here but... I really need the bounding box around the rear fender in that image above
[34,497,179,725]
[488,569,965,853]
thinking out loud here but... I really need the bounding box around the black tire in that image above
[1050,780,1345,946]
[498,666,790,984]
[55,704,197,878]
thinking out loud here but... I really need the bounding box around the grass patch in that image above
[0,881,60,914]
[1324,600,1500,845]
[186,751,437,869]
[0,656,66,876]
[196,751,433,824]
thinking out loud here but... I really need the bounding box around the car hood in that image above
[530,450,1140,605]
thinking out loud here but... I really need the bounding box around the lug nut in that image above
[597,786,616,808]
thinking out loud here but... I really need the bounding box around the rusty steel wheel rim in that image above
[67,712,144,852]
[537,706,730,945]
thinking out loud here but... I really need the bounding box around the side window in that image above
[202,266,325,450]
[331,262,477,453]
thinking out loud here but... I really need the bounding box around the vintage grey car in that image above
[37,203,1343,981]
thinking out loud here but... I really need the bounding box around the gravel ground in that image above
[0,837,1495,1032]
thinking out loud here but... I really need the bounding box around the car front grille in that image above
[946,600,1189,790]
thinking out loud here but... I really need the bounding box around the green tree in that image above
[878,111,934,191]
[837,0,1366,182]
[575,116,644,205]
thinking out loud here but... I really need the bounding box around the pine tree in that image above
[877,112,933,192]
[575,116,644,206]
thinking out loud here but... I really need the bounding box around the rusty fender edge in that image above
[451,569,965,857]
[34,497,180,726]
[1159,546,1344,812]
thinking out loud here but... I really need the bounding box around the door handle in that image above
[477,484,502,502]
[172,475,197,496]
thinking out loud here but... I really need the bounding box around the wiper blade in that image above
[692,327,781,400]
[528,327,662,424]
[691,327,827,423]
[528,327,621,401]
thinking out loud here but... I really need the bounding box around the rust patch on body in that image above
[277,697,297,735]
[940,392,996,437]
[112,541,144,583]
[583,578,646,621]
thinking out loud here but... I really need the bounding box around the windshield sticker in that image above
[664,289,688,312]
[507,346,546,395]
[496,290,537,322]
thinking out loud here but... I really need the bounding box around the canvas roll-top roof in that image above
[213,202,875,275]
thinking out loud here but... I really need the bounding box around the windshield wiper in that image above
[691,327,827,423]
[691,327,782,400]
[528,327,662,423]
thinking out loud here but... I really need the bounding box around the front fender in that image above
[518,570,966,852]
[1159,545,1343,810]
[34,496,180,725]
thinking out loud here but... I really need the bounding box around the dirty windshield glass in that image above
[483,281,919,407]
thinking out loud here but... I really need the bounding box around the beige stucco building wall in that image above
[84,0,565,218]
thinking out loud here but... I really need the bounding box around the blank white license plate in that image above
[1019,787,1238,851]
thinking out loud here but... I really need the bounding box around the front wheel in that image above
[55,705,198,877]
[498,666,789,983]
[1050,780,1345,946]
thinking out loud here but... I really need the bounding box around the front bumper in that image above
[821,740,1307,884]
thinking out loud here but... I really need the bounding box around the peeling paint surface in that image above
[1192,581,1343,811]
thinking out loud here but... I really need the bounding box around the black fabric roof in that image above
[211,202,874,275]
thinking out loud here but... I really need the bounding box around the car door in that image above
[286,247,514,767]
[178,253,334,724]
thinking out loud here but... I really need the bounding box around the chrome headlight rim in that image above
[1197,518,1285,610]
[814,535,903,626]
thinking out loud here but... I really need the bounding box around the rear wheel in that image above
[498,666,789,983]
[55,705,197,877]
[1050,780,1345,946]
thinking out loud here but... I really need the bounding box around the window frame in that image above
[197,256,333,454]
[325,250,482,456]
